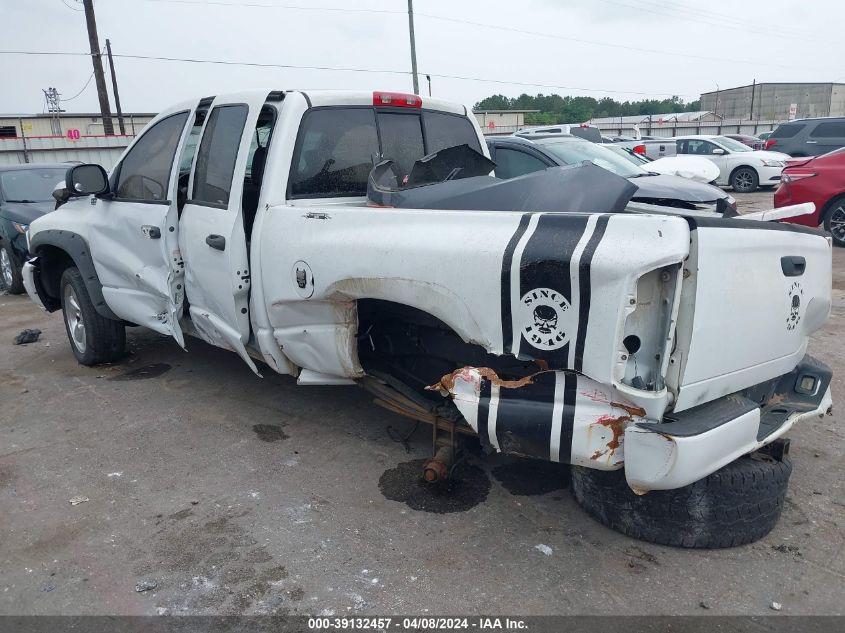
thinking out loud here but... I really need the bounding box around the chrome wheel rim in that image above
[0,249,12,287]
[830,205,845,243]
[735,170,754,191]
[63,284,86,354]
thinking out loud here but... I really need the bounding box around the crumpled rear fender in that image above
[429,367,647,469]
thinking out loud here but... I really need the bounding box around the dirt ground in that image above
[1,194,844,616]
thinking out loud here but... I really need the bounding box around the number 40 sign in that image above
[66,128,81,141]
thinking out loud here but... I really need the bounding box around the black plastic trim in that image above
[29,230,120,320]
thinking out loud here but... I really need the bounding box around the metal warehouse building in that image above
[700,83,845,120]
[0,112,154,168]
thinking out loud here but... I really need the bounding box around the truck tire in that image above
[1,243,24,294]
[571,452,792,549]
[730,166,759,193]
[823,195,845,247]
[60,267,126,365]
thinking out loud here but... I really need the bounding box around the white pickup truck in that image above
[22,90,833,548]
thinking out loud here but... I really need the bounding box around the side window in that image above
[378,112,425,177]
[675,140,687,154]
[289,108,379,198]
[192,104,249,207]
[114,111,189,201]
[810,121,845,138]
[686,140,716,155]
[423,111,482,154]
[494,148,549,179]
[771,123,804,139]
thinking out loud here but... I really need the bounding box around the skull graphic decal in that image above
[520,288,575,351]
[533,304,558,334]
[787,281,803,331]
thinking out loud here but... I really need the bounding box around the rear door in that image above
[807,120,845,156]
[669,219,832,411]
[88,104,198,346]
[178,93,271,373]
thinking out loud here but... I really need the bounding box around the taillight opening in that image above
[373,91,422,108]
[765,139,777,150]
[782,172,816,183]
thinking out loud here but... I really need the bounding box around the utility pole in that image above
[105,39,126,135]
[749,78,756,121]
[407,0,419,95]
[82,0,114,135]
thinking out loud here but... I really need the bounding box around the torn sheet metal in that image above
[429,367,647,468]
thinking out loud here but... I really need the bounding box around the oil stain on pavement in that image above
[109,363,172,381]
[379,458,490,513]
[252,424,289,442]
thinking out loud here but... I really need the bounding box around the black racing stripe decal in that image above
[494,372,557,460]
[573,215,609,372]
[558,372,577,464]
[477,379,492,449]
[501,213,532,354]
[517,214,590,365]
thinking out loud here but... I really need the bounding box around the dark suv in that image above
[765,117,845,157]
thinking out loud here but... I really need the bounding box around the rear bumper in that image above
[625,355,832,492]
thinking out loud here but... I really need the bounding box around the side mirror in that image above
[65,164,110,196]
[712,148,726,155]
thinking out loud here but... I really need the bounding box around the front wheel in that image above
[823,195,845,247]
[60,267,126,365]
[1,243,24,294]
[730,167,759,193]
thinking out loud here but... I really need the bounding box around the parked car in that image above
[724,133,765,150]
[775,147,845,246]
[23,89,832,549]
[487,135,736,215]
[675,135,790,192]
[765,117,845,157]
[0,164,67,293]
[614,138,677,160]
[516,123,602,143]
[758,130,774,142]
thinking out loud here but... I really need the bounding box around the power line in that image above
[618,0,816,39]
[592,0,814,41]
[62,70,95,101]
[141,0,403,14]
[413,13,838,73]
[0,50,698,98]
[132,0,830,71]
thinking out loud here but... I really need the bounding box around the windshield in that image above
[713,136,752,152]
[542,140,646,178]
[1,168,66,202]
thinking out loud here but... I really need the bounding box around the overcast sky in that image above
[2,0,844,115]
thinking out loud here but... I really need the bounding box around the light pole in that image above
[407,0,419,94]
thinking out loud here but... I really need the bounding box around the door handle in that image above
[142,225,161,239]
[781,255,806,277]
[205,234,226,251]
[806,140,818,144]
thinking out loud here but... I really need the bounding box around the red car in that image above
[775,148,845,246]
[724,133,765,151]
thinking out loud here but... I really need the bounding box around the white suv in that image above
[675,134,791,192]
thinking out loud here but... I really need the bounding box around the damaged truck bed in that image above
[22,89,833,548]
